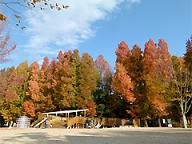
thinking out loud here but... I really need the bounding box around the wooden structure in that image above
[33,118,47,128]
[43,109,88,118]
[41,109,88,128]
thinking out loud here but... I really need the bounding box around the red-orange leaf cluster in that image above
[23,101,35,117]
[112,63,135,102]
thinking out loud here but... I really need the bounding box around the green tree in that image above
[94,55,112,117]
[78,53,99,116]
[16,61,29,106]
[71,49,81,109]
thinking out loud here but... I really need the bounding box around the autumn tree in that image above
[94,55,112,117]
[125,45,149,125]
[78,53,99,116]
[0,67,22,122]
[71,49,81,107]
[170,38,192,128]
[45,58,57,110]
[28,62,41,102]
[143,40,158,121]
[57,50,76,109]
[38,56,55,112]
[170,56,191,128]
[24,61,41,117]
[111,41,137,118]
[143,39,173,126]
[25,59,55,117]
[184,36,192,73]
[16,61,29,105]
[184,36,192,120]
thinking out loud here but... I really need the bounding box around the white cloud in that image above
[24,0,140,54]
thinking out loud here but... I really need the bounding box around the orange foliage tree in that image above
[112,41,137,118]
[143,39,173,124]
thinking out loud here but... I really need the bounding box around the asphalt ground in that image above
[0,127,191,144]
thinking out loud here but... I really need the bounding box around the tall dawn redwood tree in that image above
[113,41,137,119]
[24,61,41,117]
[143,39,173,122]
[52,50,75,109]
[71,49,81,107]
[38,56,55,112]
[95,55,112,117]
[28,62,41,102]
[128,45,149,121]
[78,53,99,116]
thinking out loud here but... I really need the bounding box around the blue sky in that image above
[1,0,192,69]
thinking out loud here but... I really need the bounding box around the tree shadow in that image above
[1,128,191,144]
[2,132,68,144]
[75,128,192,144]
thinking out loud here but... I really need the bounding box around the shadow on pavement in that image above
[0,128,191,144]
[2,132,67,144]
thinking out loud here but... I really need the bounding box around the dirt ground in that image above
[0,127,191,144]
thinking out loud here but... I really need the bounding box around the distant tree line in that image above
[0,37,191,128]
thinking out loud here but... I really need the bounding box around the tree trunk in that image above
[144,119,148,127]
[181,102,188,128]
[133,119,138,127]
[133,118,140,127]
[182,113,188,128]
[137,118,141,127]
[158,118,162,127]
[8,121,13,128]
